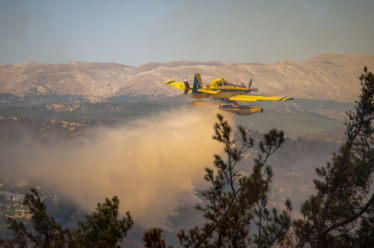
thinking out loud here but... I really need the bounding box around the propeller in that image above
[247,79,258,92]
[183,81,190,94]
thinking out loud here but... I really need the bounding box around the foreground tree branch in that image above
[0,188,133,247]
[291,67,374,248]
[144,114,291,248]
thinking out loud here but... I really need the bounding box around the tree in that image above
[142,228,171,248]
[291,67,374,247]
[0,188,134,247]
[72,196,133,248]
[144,114,291,248]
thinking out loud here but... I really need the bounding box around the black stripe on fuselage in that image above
[213,89,249,92]
[221,105,254,109]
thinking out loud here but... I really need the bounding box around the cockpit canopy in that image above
[210,78,229,87]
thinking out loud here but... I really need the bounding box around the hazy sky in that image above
[1,0,373,66]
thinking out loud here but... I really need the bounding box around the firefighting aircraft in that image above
[164,73,293,115]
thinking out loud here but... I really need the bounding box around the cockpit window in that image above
[223,81,228,86]
[217,81,223,86]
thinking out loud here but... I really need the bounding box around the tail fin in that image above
[192,73,203,93]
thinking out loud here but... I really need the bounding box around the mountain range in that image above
[1,52,373,103]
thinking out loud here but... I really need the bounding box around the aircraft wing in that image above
[164,80,189,89]
[229,95,294,102]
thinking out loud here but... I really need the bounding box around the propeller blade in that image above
[183,81,189,95]
[248,79,253,89]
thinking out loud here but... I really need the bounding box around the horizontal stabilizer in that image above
[164,80,189,89]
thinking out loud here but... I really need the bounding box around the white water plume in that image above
[0,105,235,229]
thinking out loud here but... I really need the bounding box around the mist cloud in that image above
[0,105,235,229]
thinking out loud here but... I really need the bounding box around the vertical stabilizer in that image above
[192,73,203,93]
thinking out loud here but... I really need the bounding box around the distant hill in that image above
[1,52,373,104]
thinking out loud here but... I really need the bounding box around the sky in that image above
[0,0,373,66]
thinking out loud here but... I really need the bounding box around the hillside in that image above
[0,52,373,104]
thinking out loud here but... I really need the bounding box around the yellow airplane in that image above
[164,73,293,115]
